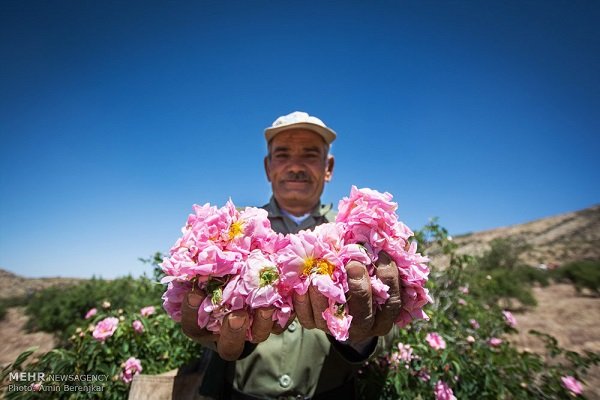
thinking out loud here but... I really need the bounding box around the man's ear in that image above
[324,155,334,182]
[264,156,272,182]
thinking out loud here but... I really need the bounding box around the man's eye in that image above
[274,153,289,159]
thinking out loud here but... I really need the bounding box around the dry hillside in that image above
[432,204,600,268]
[0,268,83,299]
[0,270,82,368]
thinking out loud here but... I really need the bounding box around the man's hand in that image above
[180,291,293,361]
[293,252,401,347]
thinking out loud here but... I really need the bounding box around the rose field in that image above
[1,218,599,399]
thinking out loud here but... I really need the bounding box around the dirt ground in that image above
[1,284,598,398]
[509,284,600,399]
[0,307,57,368]
[0,309,57,400]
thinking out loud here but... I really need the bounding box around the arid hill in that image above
[0,268,83,299]
[447,204,600,267]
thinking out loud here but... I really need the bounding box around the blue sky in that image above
[1,1,598,279]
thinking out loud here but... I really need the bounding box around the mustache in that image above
[284,171,309,182]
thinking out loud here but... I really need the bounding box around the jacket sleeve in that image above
[199,341,257,360]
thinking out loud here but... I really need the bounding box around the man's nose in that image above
[286,156,307,171]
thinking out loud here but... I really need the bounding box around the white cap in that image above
[264,111,337,144]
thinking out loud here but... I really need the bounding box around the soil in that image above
[0,307,57,368]
[509,284,600,399]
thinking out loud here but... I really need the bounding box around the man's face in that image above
[264,129,334,216]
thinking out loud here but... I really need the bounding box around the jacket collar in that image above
[266,196,332,218]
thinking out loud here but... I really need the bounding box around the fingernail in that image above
[295,293,307,303]
[229,314,246,330]
[347,264,366,280]
[187,293,202,307]
[259,309,274,320]
[378,252,391,264]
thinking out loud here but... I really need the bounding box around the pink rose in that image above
[132,320,144,334]
[434,380,457,400]
[387,352,401,367]
[426,332,446,350]
[397,342,413,363]
[140,306,156,317]
[369,276,391,305]
[238,250,292,328]
[418,369,431,382]
[561,376,583,396]
[278,229,346,304]
[466,335,475,343]
[488,337,503,347]
[92,317,119,342]
[502,310,517,328]
[162,280,192,322]
[84,308,97,319]
[322,303,352,341]
[121,357,143,384]
[469,319,480,329]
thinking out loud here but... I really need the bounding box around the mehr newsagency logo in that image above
[7,371,108,393]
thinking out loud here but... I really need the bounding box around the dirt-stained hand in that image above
[293,251,401,345]
[180,291,293,361]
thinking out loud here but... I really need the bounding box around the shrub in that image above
[0,295,28,321]
[462,238,551,308]
[24,276,162,343]
[465,267,538,307]
[476,238,530,271]
[551,260,600,295]
[24,254,166,344]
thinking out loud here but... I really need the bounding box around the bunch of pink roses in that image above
[334,186,432,328]
[161,187,431,341]
[161,200,293,338]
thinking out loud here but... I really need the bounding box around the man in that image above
[180,112,401,399]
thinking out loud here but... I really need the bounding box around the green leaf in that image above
[12,346,38,369]
[451,360,461,375]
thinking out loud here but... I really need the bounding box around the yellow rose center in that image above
[302,257,335,277]
[228,220,244,240]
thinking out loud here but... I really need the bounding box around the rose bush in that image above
[2,299,202,399]
[23,269,166,344]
